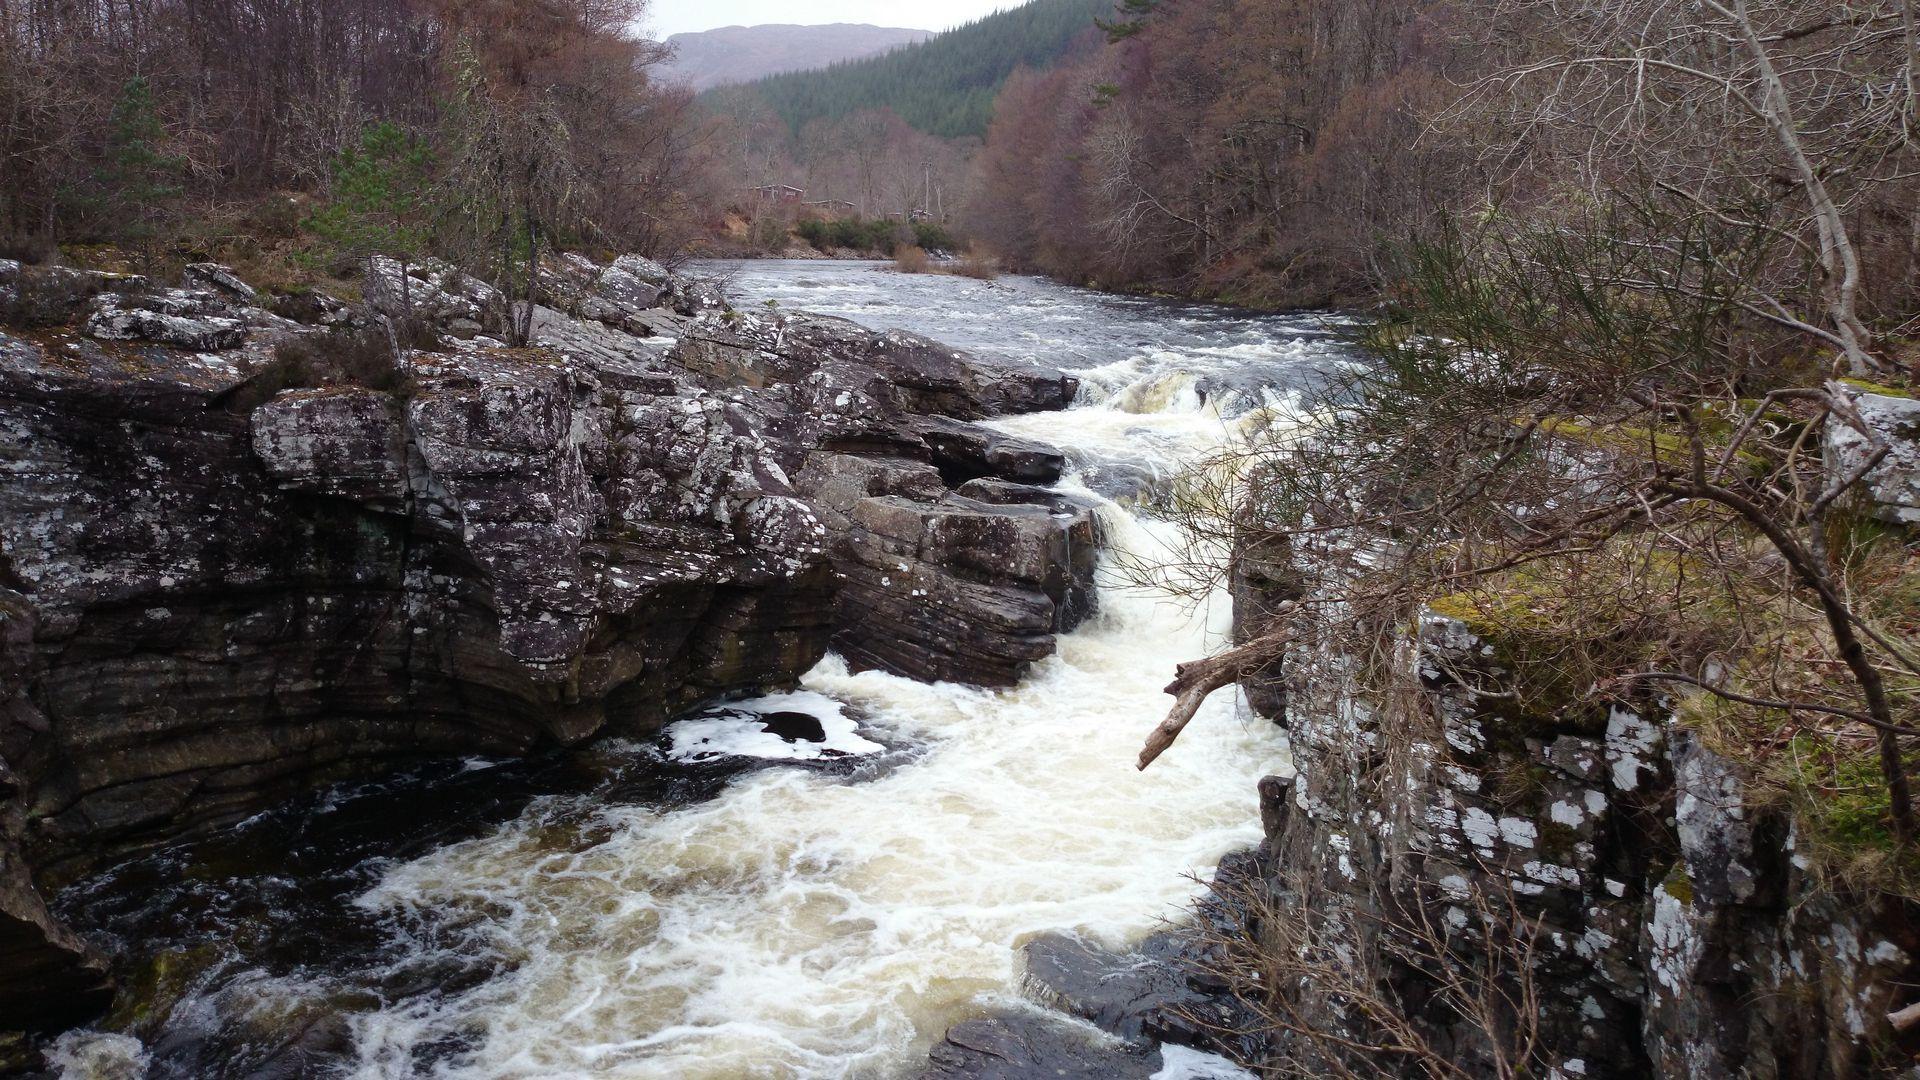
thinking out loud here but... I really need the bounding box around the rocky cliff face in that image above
[0,254,1089,1044]
[659,305,1094,688]
[1231,579,1920,1077]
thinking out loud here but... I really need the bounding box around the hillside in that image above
[714,0,1114,139]
[660,23,933,91]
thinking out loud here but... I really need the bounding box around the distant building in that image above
[805,199,857,214]
[747,184,805,205]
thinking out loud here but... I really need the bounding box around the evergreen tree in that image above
[306,122,433,271]
[1096,0,1161,40]
[91,77,186,256]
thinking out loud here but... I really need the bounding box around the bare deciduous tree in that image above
[1463,0,1920,374]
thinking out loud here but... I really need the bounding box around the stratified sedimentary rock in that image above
[0,253,1096,1040]
[659,304,1095,687]
[801,455,1099,687]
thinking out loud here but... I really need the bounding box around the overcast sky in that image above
[642,0,1018,38]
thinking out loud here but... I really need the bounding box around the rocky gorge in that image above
[0,254,1097,1069]
[6,253,1918,1080]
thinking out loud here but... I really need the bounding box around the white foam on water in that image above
[341,504,1283,1079]
[664,690,884,762]
[310,263,1352,1079]
[46,1031,150,1080]
[1153,1043,1260,1080]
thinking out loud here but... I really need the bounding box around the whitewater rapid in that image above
[50,261,1353,1080]
[341,505,1277,1078]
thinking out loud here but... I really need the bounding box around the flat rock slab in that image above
[921,1015,1159,1080]
[1022,931,1247,1054]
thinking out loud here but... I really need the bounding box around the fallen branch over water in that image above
[1139,624,1293,770]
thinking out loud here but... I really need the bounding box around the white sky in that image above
[642,0,1019,38]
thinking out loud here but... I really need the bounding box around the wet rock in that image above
[0,251,1097,1037]
[921,1015,1158,1080]
[1,318,840,864]
[1228,510,1302,720]
[0,851,112,1033]
[1,596,113,1035]
[651,301,1096,688]
[668,310,1076,420]
[955,478,1074,507]
[1024,932,1222,1049]
[914,415,1065,486]
[1256,774,1293,847]
[1020,847,1270,1066]
[0,259,857,1028]
[801,456,1099,686]
[1066,455,1167,505]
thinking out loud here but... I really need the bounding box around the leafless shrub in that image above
[226,327,421,412]
[1180,861,1549,1080]
[952,249,1000,281]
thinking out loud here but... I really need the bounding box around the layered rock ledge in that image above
[0,254,1091,1043]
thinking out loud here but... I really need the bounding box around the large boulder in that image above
[921,1015,1161,1080]
[913,415,1065,487]
[361,257,504,336]
[798,448,1098,687]
[1,593,111,1035]
[1828,382,1920,525]
[654,300,1096,687]
[540,253,723,337]
[180,263,258,305]
[83,287,250,351]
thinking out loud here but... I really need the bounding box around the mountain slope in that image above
[714,0,1114,139]
[661,23,934,91]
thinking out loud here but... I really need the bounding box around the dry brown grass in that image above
[952,249,999,280]
[892,245,931,274]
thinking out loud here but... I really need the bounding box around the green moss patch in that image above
[1426,543,1724,726]
[1661,861,1695,906]
[1533,416,1769,474]
[1785,736,1919,869]
[1842,377,1917,400]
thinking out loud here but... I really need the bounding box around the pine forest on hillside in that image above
[706,0,1113,139]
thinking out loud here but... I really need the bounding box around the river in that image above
[49,261,1355,1080]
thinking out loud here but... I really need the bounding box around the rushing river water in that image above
[49,261,1355,1080]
